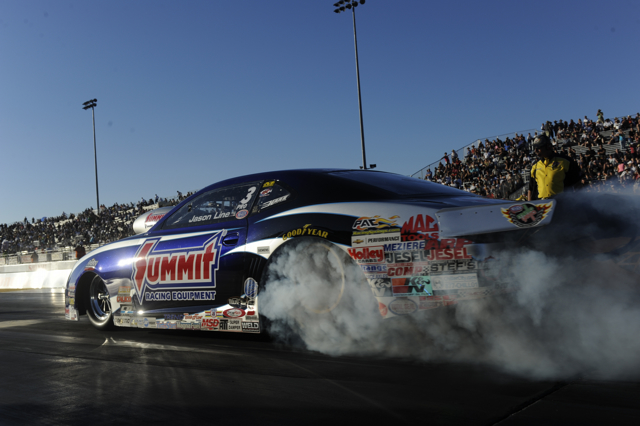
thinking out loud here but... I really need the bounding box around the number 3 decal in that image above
[239,187,256,204]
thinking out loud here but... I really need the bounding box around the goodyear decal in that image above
[132,230,226,304]
[282,224,328,241]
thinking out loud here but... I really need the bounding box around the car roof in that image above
[197,168,389,203]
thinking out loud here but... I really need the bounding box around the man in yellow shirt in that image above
[528,134,581,200]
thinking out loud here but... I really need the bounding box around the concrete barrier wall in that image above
[0,261,75,290]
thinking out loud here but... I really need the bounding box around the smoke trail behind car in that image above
[260,192,640,381]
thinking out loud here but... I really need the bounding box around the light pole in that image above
[333,0,372,170]
[82,99,100,213]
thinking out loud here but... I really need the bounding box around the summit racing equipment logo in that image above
[501,203,552,228]
[131,231,226,303]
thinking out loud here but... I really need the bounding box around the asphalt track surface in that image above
[0,290,639,426]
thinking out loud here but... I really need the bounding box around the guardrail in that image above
[0,243,106,267]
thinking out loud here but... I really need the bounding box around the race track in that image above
[0,290,638,426]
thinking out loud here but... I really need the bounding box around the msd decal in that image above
[131,231,226,304]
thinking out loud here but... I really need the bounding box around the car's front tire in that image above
[86,275,114,330]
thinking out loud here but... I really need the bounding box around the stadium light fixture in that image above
[82,99,100,213]
[332,0,369,170]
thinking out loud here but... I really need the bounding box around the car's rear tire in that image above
[86,275,114,330]
[259,237,368,347]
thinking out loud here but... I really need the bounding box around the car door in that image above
[133,182,261,312]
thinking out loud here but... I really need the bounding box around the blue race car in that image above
[65,169,559,332]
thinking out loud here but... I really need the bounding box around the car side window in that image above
[163,182,260,229]
[255,181,291,211]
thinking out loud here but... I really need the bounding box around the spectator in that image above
[527,134,582,200]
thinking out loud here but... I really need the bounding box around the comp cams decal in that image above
[131,231,226,303]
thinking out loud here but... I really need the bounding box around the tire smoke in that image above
[260,192,640,380]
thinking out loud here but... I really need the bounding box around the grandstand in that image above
[411,112,640,200]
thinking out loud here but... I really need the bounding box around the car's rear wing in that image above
[436,199,556,238]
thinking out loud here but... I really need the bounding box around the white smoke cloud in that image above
[260,191,640,380]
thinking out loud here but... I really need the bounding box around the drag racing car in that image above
[65,168,611,333]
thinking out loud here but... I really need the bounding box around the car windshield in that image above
[329,171,472,198]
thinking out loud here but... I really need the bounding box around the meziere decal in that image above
[132,231,226,303]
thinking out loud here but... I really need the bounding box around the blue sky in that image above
[1,0,638,224]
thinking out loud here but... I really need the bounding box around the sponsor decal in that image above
[360,264,387,273]
[227,319,242,331]
[418,295,446,310]
[257,246,270,255]
[164,314,184,321]
[352,215,400,231]
[282,224,328,241]
[183,314,202,320]
[351,233,401,247]
[65,306,78,321]
[385,250,430,264]
[501,203,552,228]
[259,188,272,197]
[262,180,275,188]
[431,273,479,290]
[132,231,225,304]
[223,308,246,319]
[388,298,417,315]
[364,273,388,279]
[201,318,220,329]
[85,258,98,270]
[117,286,132,303]
[348,246,385,264]
[262,194,289,208]
[456,288,493,299]
[146,212,166,224]
[241,322,260,333]
[245,315,259,321]
[219,319,229,331]
[115,316,131,326]
[391,276,432,296]
[244,277,258,298]
[386,263,429,277]
[140,317,157,328]
[228,296,247,309]
[191,322,201,330]
[401,214,439,241]
[378,302,388,316]
[430,259,479,274]
[370,278,392,297]
[235,209,249,219]
[177,322,191,330]
[68,297,75,305]
[120,305,135,315]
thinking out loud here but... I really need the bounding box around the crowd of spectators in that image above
[423,111,640,199]
[1,190,194,257]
